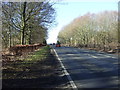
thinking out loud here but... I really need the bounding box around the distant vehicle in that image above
[56,41,61,47]
[53,43,55,45]
[56,44,61,47]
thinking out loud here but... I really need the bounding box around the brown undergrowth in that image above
[2,46,70,89]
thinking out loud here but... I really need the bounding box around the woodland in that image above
[58,11,119,52]
[2,1,55,49]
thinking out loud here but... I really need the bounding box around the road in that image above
[52,46,119,88]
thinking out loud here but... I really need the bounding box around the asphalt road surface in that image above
[52,46,119,88]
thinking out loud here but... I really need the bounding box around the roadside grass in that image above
[2,45,50,79]
[3,45,70,88]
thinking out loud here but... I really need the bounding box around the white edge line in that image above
[52,48,78,90]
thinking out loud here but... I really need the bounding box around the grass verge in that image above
[3,46,50,79]
[2,45,70,88]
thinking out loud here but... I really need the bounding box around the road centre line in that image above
[90,55,98,58]
[89,54,117,59]
[52,48,78,90]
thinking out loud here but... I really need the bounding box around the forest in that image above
[58,11,119,52]
[2,1,56,49]
[2,2,59,88]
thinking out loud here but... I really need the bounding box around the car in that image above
[53,43,56,45]
[56,44,61,47]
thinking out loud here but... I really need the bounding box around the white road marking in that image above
[90,54,117,59]
[52,48,78,90]
[90,55,99,58]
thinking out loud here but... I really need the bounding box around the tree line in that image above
[58,11,118,51]
[2,1,56,49]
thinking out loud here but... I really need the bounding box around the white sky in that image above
[47,0,118,44]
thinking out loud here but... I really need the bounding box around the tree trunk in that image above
[8,3,12,47]
[8,26,12,47]
[29,29,32,44]
[21,2,27,45]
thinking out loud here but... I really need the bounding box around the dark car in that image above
[53,43,56,45]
